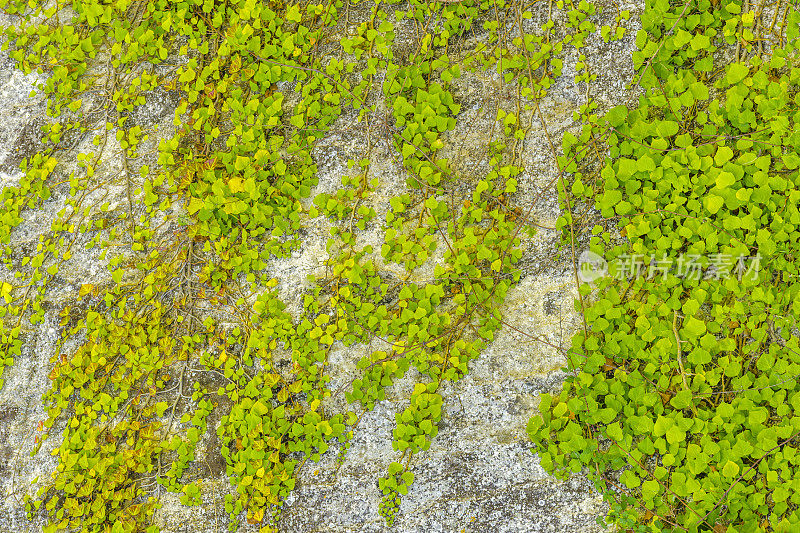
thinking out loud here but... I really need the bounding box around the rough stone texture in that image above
[0,2,646,532]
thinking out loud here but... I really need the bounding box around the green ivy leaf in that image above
[187,197,205,214]
[727,63,750,85]
[606,105,628,127]
[683,316,707,337]
[705,195,724,214]
[722,460,740,479]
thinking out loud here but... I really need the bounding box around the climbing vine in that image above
[529,0,800,531]
[0,0,628,531]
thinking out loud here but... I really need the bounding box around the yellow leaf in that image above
[0,282,11,303]
[286,4,301,22]
[229,177,245,194]
[248,506,264,524]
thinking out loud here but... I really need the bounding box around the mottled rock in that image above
[0,2,649,531]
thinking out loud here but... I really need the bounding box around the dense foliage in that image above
[528,0,800,531]
[0,0,627,531]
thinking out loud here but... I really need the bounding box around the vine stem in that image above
[737,0,748,62]
[700,427,800,525]
[672,311,698,416]
[627,0,693,104]
[672,311,689,391]
[153,362,188,490]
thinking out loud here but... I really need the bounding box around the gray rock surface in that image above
[0,2,646,531]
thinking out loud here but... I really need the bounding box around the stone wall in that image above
[0,1,644,531]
